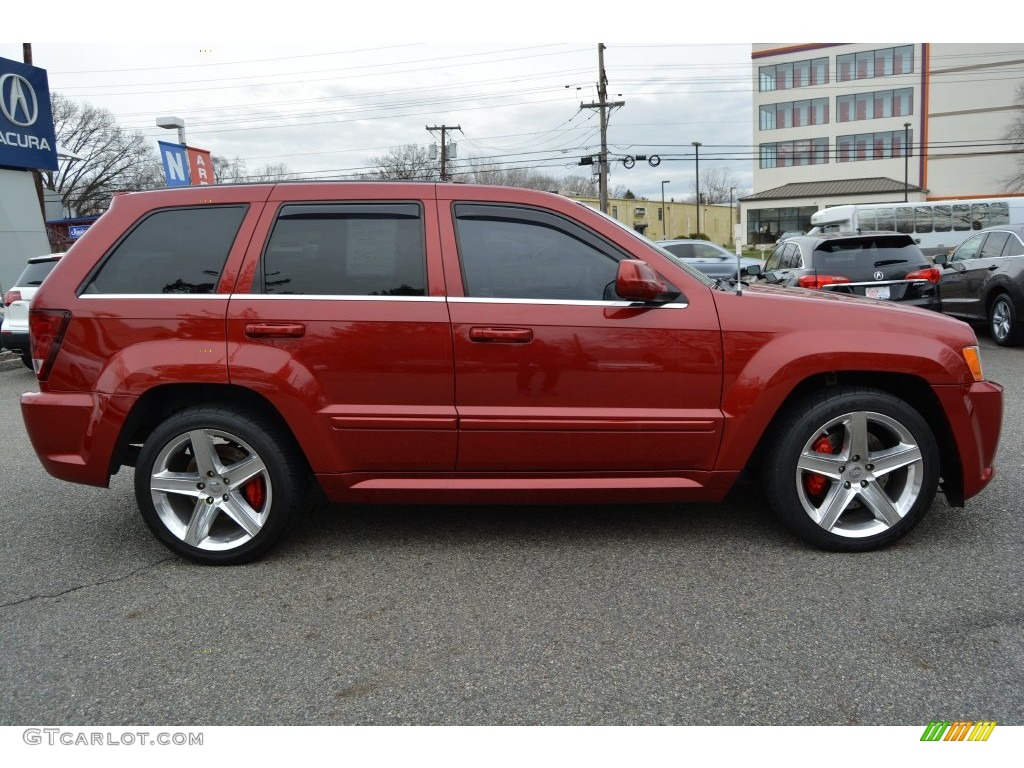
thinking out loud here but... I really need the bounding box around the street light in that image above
[729,187,736,248]
[903,122,911,202]
[661,180,670,238]
[692,141,702,236]
[156,116,187,146]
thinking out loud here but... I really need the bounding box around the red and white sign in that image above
[186,146,215,186]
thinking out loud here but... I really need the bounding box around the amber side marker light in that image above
[963,346,984,382]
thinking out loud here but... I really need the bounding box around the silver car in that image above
[654,239,763,280]
[1,254,63,369]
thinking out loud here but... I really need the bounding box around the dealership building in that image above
[742,43,1024,245]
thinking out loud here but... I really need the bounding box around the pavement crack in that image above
[0,556,177,609]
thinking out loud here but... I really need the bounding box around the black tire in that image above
[988,294,1024,347]
[134,405,304,565]
[762,386,939,552]
[20,351,33,370]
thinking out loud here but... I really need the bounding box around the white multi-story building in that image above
[742,43,1024,245]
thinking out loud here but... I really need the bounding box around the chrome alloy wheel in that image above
[148,428,273,551]
[991,298,1012,343]
[795,411,925,539]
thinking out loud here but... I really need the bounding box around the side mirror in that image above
[933,253,948,266]
[742,264,762,278]
[615,259,675,303]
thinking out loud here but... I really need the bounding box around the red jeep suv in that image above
[21,183,1003,564]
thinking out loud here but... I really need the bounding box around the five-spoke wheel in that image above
[764,387,939,551]
[135,406,303,564]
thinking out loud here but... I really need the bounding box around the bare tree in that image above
[689,167,743,205]
[44,92,161,215]
[1003,83,1024,192]
[212,155,249,184]
[370,145,438,180]
[212,156,297,183]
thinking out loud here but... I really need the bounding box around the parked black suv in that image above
[758,232,940,309]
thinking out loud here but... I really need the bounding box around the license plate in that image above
[866,285,890,300]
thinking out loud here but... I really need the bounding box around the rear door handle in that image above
[469,326,533,343]
[245,323,305,338]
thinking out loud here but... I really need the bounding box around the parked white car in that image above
[1,254,63,369]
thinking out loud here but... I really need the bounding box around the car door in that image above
[939,232,987,318]
[437,193,724,473]
[226,186,457,477]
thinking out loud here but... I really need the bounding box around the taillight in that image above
[29,309,71,380]
[798,275,852,289]
[3,289,21,306]
[906,267,941,284]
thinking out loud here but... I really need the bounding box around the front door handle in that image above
[469,326,534,343]
[245,323,305,338]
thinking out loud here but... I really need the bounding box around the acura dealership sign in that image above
[0,56,58,171]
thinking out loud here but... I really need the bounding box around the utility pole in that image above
[23,43,47,223]
[581,44,624,213]
[426,124,461,182]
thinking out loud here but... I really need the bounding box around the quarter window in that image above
[84,206,247,294]
[260,203,426,296]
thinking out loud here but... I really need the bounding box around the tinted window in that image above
[454,204,622,300]
[952,233,985,262]
[261,203,425,296]
[813,236,926,275]
[1004,234,1024,257]
[15,259,60,287]
[764,244,786,271]
[86,206,247,294]
[980,232,1010,259]
[780,243,802,269]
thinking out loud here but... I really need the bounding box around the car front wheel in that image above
[134,405,304,565]
[989,294,1023,346]
[763,387,939,551]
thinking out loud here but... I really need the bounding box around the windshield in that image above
[579,203,716,287]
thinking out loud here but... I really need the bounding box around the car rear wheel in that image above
[989,294,1023,346]
[763,387,939,551]
[134,405,304,565]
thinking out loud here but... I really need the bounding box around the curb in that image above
[0,351,27,372]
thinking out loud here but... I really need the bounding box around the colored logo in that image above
[920,720,997,741]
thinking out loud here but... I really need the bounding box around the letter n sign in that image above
[158,140,191,187]
[187,146,215,186]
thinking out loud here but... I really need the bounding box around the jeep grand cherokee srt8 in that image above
[21,183,1003,564]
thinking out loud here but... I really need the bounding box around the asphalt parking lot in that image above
[0,336,1021,726]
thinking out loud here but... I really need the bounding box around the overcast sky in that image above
[5,4,996,201]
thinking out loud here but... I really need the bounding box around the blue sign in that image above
[0,56,58,171]
[68,224,91,239]
[158,140,191,187]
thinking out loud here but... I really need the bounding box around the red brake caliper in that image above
[243,477,266,509]
[804,434,834,496]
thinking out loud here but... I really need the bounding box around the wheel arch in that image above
[746,371,964,506]
[112,383,311,478]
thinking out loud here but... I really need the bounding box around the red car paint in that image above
[20,182,1003,555]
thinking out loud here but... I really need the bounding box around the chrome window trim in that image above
[230,294,444,302]
[80,294,231,299]
[447,297,689,309]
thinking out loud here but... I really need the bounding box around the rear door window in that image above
[260,203,425,296]
[83,206,248,294]
[979,232,1010,259]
